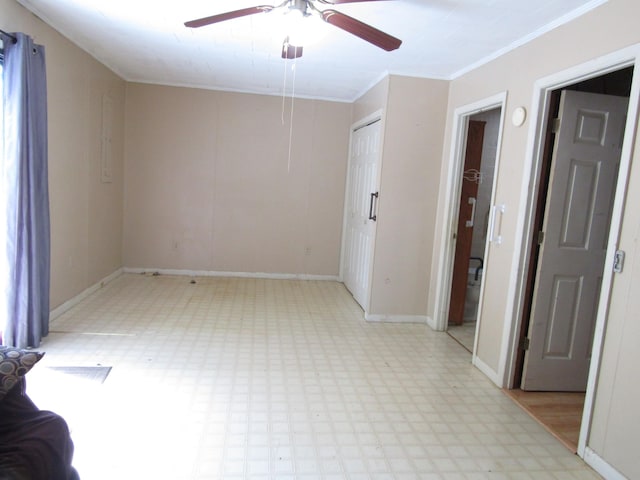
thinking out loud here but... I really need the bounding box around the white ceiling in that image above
[16,0,604,102]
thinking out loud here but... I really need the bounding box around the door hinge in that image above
[613,250,625,273]
[537,231,544,245]
[520,337,530,351]
[551,117,561,134]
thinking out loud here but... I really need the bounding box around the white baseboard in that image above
[123,267,339,282]
[50,268,123,321]
[364,314,429,324]
[426,316,440,331]
[583,447,627,480]
[472,354,502,387]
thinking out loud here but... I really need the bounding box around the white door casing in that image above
[522,90,629,391]
[342,119,381,310]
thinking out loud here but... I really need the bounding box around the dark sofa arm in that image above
[0,379,79,480]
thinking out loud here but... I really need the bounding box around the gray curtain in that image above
[1,32,50,348]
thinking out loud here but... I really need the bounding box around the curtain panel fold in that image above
[1,32,50,348]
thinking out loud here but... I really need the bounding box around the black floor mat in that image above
[46,366,112,384]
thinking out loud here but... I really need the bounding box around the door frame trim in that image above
[502,44,640,460]
[432,92,507,347]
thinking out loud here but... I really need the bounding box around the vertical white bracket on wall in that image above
[489,203,506,245]
[101,94,114,183]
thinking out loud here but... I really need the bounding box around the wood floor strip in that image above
[503,389,585,453]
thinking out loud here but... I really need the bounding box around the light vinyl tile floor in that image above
[26,274,600,480]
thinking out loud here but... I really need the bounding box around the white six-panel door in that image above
[522,90,628,391]
[342,120,381,310]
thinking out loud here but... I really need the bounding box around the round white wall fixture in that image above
[512,106,526,127]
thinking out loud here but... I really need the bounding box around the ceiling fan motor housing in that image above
[289,0,311,16]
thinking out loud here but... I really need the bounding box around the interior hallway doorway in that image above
[447,107,501,352]
[508,66,633,453]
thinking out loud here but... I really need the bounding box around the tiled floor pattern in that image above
[26,274,601,479]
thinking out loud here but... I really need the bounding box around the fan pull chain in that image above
[281,58,288,125]
[287,60,297,173]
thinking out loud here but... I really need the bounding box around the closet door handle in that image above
[369,192,379,221]
[465,197,477,228]
[489,203,506,245]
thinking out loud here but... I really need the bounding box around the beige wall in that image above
[1,0,126,310]
[370,76,448,317]
[351,75,448,319]
[352,75,389,123]
[432,0,640,476]
[123,84,351,276]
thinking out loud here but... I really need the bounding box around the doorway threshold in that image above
[447,322,475,353]
[503,389,584,453]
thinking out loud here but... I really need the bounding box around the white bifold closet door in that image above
[342,119,382,311]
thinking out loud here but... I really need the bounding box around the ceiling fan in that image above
[184,0,402,59]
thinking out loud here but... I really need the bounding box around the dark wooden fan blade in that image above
[185,6,274,28]
[321,9,401,51]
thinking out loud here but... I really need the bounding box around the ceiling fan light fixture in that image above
[283,12,327,46]
[282,37,304,59]
[184,0,402,59]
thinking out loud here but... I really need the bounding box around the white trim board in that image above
[123,267,339,282]
[364,314,429,324]
[472,354,502,387]
[583,448,628,480]
[449,0,608,80]
[49,268,123,321]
